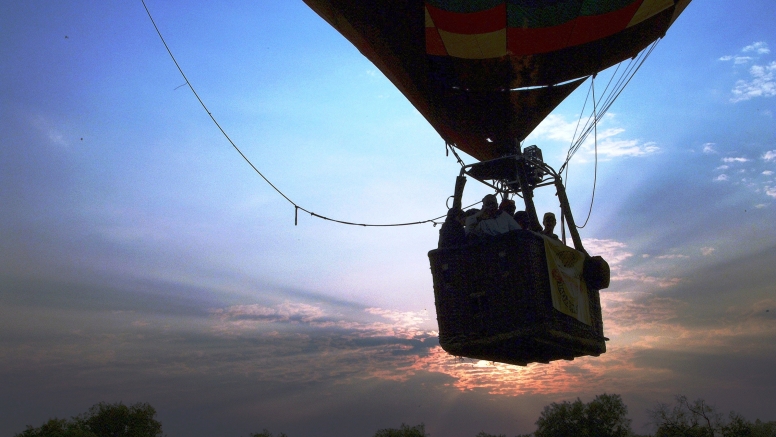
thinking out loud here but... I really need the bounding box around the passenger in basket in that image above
[466,194,521,237]
[499,198,516,216]
[542,212,560,240]
[437,207,465,248]
[513,210,530,230]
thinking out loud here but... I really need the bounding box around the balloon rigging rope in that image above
[577,76,598,229]
[560,38,660,174]
[558,39,661,228]
[141,0,467,228]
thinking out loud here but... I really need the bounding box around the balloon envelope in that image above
[304,0,691,161]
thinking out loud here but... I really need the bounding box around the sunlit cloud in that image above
[754,204,768,209]
[700,247,715,256]
[731,61,776,102]
[595,139,659,158]
[529,114,581,142]
[583,239,632,266]
[603,294,686,334]
[528,114,658,160]
[763,150,776,161]
[408,347,623,396]
[765,187,776,198]
[211,302,434,341]
[715,174,729,182]
[583,239,680,287]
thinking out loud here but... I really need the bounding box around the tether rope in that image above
[141,0,469,228]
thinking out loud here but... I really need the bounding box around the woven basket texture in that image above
[428,230,606,366]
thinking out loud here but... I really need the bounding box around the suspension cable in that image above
[577,75,598,229]
[556,39,661,229]
[560,39,660,171]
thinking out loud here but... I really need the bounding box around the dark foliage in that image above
[650,396,776,437]
[15,402,163,437]
[373,423,427,437]
[77,402,163,437]
[249,431,288,437]
[534,393,632,437]
[14,418,97,437]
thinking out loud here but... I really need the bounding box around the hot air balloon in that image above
[303,0,691,365]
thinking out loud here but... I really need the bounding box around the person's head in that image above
[499,199,516,215]
[543,212,557,230]
[482,194,498,212]
[514,211,529,229]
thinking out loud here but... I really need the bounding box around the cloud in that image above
[603,294,686,332]
[722,157,750,163]
[31,115,70,149]
[583,239,633,266]
[211,302,435,342]
[766,187,776,198]
[743,41,770,54]
[655,254,690,260]
[702,143,717,154]
[701,247,715,256]
[528,114,658,160]
[763,170,774,176]
[720,42,770,65]
[716,165,729,170]
[763,150,776,161]
[730,61,776,102]
[719,55,755,64]
[596,139,659,158]
[528,114,581,142]
[754,204,768,209]
[583,239,681,288]
[715,174,729,182]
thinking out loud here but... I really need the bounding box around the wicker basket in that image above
[428,230,606,366]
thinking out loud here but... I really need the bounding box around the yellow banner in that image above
[543,236,591,325]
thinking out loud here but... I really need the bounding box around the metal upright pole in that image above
[452,173,467,210]
[512,140,542,231]
[560,202,567,245]
[554,177,587,255]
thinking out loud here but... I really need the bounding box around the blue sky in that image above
[2,1,775,436]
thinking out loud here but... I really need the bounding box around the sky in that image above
[1,1,775,436]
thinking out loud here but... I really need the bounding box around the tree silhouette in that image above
[534,393,632,437]
[650,395,776,437]
[249,430,288,437]
[76,402,163,437]
[15,402,163,437]
[373,423,427,437]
